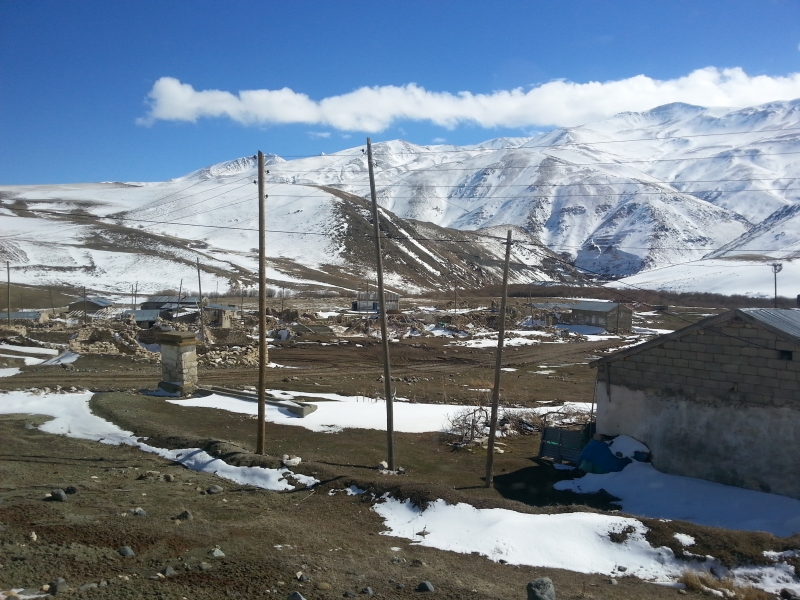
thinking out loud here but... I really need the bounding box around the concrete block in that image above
[689,343,706,353]
[757,367,778,379]
[665,349,681,359]
[720,363,740,374]
[768,359,790,371]
[776,370,797,382]
[738,327,758,337]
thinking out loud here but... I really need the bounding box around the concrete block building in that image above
[531,301,633,333]
[352,291,400,313]
[590,308,800,498]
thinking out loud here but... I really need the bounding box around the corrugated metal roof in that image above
[530,301,621,313]
[70,297,112,307]
[6,311,42,320]
[123,309,162,320]
[740,308,800,344]
[144,296,201,305]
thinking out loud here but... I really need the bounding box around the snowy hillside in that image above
[2,97,799,297]
[250,99,800,281]
[0,179,575,295]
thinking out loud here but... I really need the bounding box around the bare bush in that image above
[443,406,489,444]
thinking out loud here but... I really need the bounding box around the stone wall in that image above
[595,315,800,498]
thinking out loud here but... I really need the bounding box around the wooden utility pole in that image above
[485,230,512,488]
[196,258,204,342]
[83,286,88,324]
[367,138,395,471]
[178,278,183,300]
[256,151,268,455]
[453,275,457,315]
[49,286,55,316]
[134,282,138,308]
[6,261,10,326]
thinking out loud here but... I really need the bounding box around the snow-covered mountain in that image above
[0,179,576,296]
[2,97,799,297]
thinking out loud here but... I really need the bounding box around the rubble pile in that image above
[197,344,260,368]
[68,323,158,360]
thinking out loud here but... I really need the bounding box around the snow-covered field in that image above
[0,390,315,491]
[614,258,800,298]
[0,388,799,593]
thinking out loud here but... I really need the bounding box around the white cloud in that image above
[138,68,800,132]
[431,137,447,143]
[307,131,331,138]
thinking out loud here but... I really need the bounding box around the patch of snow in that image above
[555,461,800,536]
[674,533,696,547]
[0,344,59,356]
[0,391,315,491]
[40,351,81,366]
[0,367,21,377]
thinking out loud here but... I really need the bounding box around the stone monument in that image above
[158,331,198,395]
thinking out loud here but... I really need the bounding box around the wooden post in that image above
[256,150,268,455]
[485,230,512,488]
[49,286,55,316]
[240,287,245,323]
[83,285,88,324]
[134,281,138,308]
[178,278,183,301]
[6,261,10,326]
[196,258,204,342]
[367,138,396,471]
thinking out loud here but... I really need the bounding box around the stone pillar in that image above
[157,331,198,395]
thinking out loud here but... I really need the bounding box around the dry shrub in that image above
[443,406,490,444]
[678,570,774,599]
[498,408,542,434]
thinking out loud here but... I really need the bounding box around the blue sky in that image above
[1,0,799,184]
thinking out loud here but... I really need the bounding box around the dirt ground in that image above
[0,299,791,598]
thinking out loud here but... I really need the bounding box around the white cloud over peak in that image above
[137,68,800,131]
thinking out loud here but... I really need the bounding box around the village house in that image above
[3,311,49,324]
[352,291,400,313]
[68,297,113,314]
[121,309,163,329]
[590,308,800,499]
[140,295,202,311]
[530,300,633,333]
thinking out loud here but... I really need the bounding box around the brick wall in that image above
[604,316,800,407]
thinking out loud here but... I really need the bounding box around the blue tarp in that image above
[577,439,632,474]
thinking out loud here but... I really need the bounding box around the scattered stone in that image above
[41,584,50,592]
[617,565,627,572]
[287,593,307,600]
[609,578,618,585]
[20,589,40,597]
[162,565,178,578]
[298,574,310,582]
[411,559,426,567]
[282,454,302,467]
[49,488,67,502]
[343,592,356,598]
[132,507,147,517]
[173,509,193,521]
[207,485,224,495]
[48,577,68,594]
[416,581,434,593]
[361,587,374,595]
[315,583,332,591]
[526,577,556,600]
[64,486,78,495]
[395,583,405,590]
[209,548,225,558]
[24,423,35,429]
[390,557,406,564]
[163,474,175,482]
[199,562,212,571]
[79,582,98,591]
[118,546,135,558]
[29,531,37,542]
[677,591,687,596]
[377,461,388,470]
